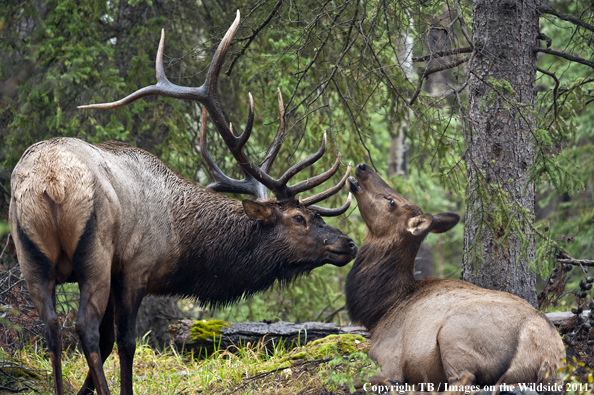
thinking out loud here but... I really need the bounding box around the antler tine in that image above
[235,93,255,151]
[308,193,352,217]
[78,11,242,111]
[275,132,327,188]
[261,88,287,175]
[286,150,342,197]
[201,106,269,200]
[299,162,351,206]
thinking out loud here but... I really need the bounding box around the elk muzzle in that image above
[324,234,358,266]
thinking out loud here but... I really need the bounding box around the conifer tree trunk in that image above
[461,0,539,307]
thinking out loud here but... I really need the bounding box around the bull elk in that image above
[345,163,564,388]
[9,11,357,395]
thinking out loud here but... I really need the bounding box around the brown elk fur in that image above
[10,137,356,395]
[345,163,564,387]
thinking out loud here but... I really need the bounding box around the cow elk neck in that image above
[345,163,460,331]
[9,11,356,395]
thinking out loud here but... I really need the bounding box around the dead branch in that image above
[538,4,594,34]
[412,46,472,63]
[417,56,470,77]
[557,258,594,267]
[454,0,473,49]
[535,47,594,70]
[0,234,11,262]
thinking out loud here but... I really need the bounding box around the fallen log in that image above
[168,311,575,354]
[167,320,369,354]
[546,310,589,326]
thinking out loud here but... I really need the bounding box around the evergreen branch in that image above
[331,78,378,172]
[538,4,594,34]
[412,46,472,63]
[0,386,28,393]
[454,0,473,49]
[536,67,560,128]
[224,0,283,76]
[284,0,345,115]
[535,47,594,70]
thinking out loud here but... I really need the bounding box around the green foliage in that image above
[321,352,380,394]
[0,221,9,238]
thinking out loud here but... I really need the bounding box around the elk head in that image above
[347,163,459,243]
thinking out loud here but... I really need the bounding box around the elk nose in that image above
[357,163,368,171]
[348,238,358,253]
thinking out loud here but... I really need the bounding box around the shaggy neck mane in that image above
[346,235,421,332]
[154,183,315,308]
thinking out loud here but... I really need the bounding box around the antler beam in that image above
[80,10,350,213]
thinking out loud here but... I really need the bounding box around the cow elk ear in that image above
[242,200,277,226]
[429,212,460,234]
[407,214,434,236]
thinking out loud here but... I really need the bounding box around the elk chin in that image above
[326,251,354,267]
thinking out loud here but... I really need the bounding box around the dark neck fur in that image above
[155,187,317,307]
[346,236,421,331]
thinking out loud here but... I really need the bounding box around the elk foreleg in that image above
[113,274,146,395]
[77,295,115,395]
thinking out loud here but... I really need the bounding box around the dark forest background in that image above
[1,0,593,345]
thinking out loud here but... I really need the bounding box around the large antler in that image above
[79,10,350,214]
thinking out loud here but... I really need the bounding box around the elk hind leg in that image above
[77,295,115,395]
[13,224,65,395]
[71,213,113,395]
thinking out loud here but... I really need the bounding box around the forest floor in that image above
[2,331,594,395]
[0,332,376,395]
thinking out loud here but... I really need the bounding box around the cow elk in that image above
[345,163,564,388]
[9,11,357,395]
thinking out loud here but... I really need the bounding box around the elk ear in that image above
[429,213,460,233]
[407,214,434,236]
[242,200,277,226]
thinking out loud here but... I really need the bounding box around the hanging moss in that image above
[189,320,230,343]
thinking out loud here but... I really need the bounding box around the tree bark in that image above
[461,0,539,307]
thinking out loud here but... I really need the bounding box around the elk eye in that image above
[387,198,396,208]
[293,214,306,224]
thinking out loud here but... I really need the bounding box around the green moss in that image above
[285,334,369,362]
[189,319,230,343]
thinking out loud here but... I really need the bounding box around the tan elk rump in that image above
[9,11,357,395]
[345,163,564,387]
